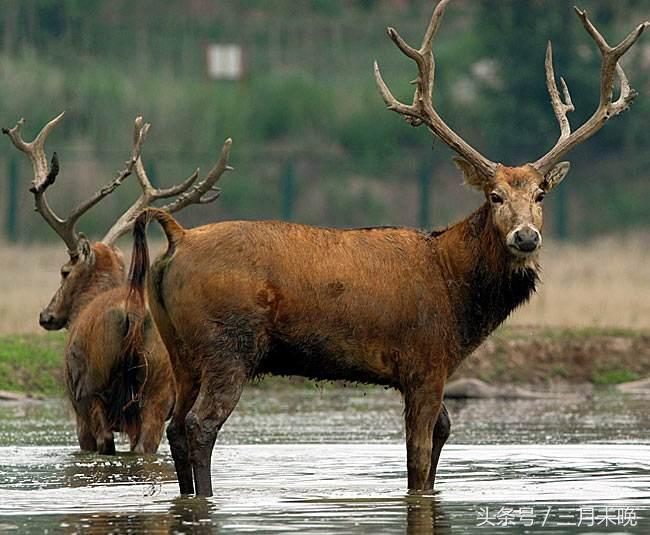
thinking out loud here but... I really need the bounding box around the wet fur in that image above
[127,199,538,495]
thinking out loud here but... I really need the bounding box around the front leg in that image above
[403,378,445,492]
[427,402,451,489]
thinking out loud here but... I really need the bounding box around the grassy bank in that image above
[0,332,66,396]
[1,328,649,398]
[457,326,650,386]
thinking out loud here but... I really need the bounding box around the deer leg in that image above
[90,398,115,455]
[132,414,166,454]
[403,382,444,492]
[132,395,169,454]
[426,402,451,490]
[75,415,97,452]
[167,380,199,495]
[167,417,193,494]
[186,361,248,497]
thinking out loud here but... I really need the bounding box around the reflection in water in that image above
[55,499,215,534]
[62,451,175,490]
[0,388,648,533]
[168,497,216,534]
[406,496,450,535]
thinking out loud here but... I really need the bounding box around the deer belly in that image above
[258,333,398,387]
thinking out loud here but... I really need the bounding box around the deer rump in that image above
[65,288,157,445]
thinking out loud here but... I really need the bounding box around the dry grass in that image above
[0,242,66,334]
[508,233,650,330]
[0,233,648,335]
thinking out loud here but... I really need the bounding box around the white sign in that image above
[205,44,245,81]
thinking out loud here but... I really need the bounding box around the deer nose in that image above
[39,311,55,329]
[513,227,541,252]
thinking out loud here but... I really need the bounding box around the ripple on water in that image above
[0,389,648,533]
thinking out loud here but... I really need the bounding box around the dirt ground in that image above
[456,327,650,386]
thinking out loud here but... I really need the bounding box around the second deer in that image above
[3,114,232,454]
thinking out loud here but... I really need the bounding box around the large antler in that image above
[534,8,649,173]
[3,113,147,258]
[374,0,498,180]
[101,134,233,245]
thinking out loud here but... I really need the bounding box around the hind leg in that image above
[167,377,199,495]
[131,391,173,454]
[90,399,115,455]
[76,415,97,452]
[133,412,167,454]
[186,360,248,497]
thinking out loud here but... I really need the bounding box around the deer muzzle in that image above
[507,225,542,255]
[39,310,66,331]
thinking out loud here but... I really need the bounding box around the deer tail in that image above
[119,209,184,432]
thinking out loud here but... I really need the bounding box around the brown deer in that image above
[127,2,647,495]
[3,113,232,454]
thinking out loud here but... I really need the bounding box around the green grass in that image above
[592,369,641,386]
[495,325,649,341]
[0,333,66,396]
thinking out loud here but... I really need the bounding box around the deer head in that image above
[4,114,232,330]
[375,0,648,262]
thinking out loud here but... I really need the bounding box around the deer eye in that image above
[61,267,71,279]
[489,192,504,204]
[535,191,546,203]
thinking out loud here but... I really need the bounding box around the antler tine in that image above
[2,113,78,252]
[102,137,233,245]
[66,118,149,233]
[152,169,200,198]
[374,0,497,181]
[545,41,575,141]
[3,112,145,256]
[535,8,649,173]
[160,138,233,213]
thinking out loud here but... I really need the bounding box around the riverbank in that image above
[456,326,650,386]
[1,327,649,398]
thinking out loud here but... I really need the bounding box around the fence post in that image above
[418,156,433,229]
[6,157,18,242]
[281,159,295,221]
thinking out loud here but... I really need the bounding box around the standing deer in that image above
[3,114,232,454]
[127,1,647,495]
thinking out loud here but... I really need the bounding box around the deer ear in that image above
[79,235,94,265]
[453,157,491,190]
[542,161,570,192]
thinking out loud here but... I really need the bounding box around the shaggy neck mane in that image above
[434,203,539,357]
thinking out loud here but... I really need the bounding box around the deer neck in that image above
[435,203,539,355]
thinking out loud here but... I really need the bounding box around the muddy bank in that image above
[455,326,650,386]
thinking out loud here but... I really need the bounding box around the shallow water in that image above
[0,385,648,533]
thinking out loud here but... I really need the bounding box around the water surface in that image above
[0,385,648,533]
